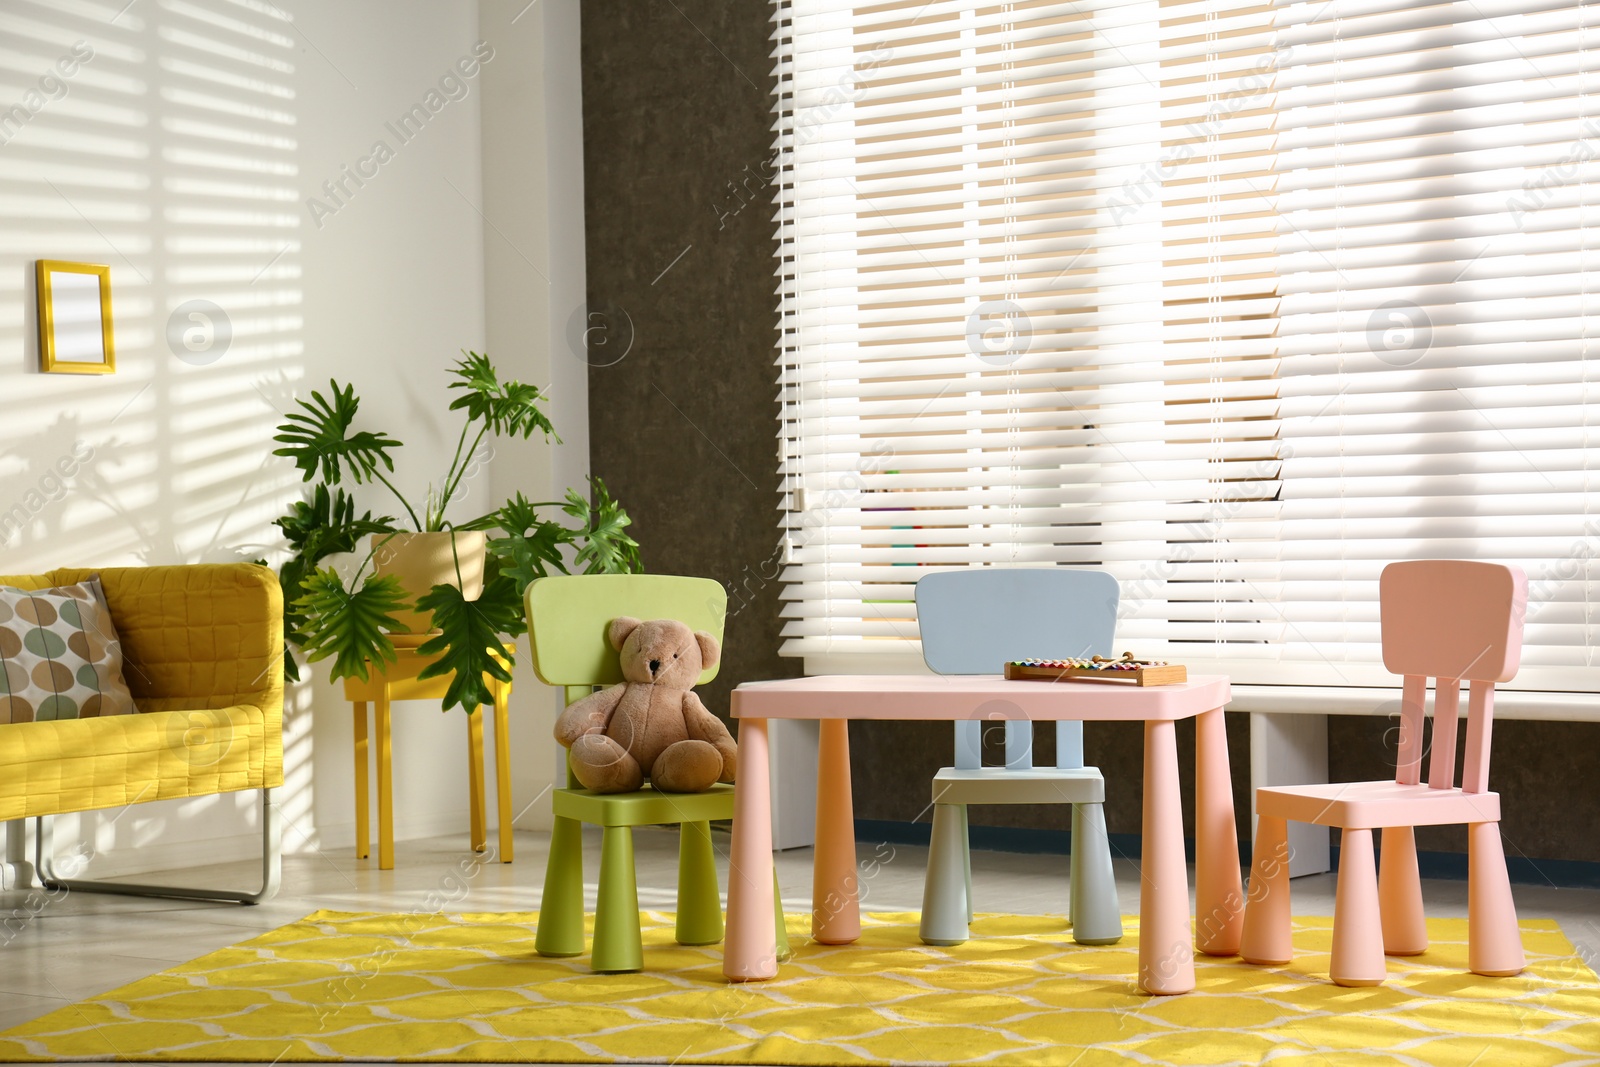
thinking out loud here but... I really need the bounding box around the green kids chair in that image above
[526,573,788,973]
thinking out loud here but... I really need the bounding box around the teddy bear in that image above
[553,616,737,794]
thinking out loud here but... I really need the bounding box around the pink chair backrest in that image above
[1379,560,1527,793]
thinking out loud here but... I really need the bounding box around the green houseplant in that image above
[267,352,641,713]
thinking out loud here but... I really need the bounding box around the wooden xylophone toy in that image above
[1004,652,1187,686]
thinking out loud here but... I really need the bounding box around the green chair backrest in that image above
[525,573,727,691]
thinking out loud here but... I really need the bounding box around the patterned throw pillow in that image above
[0,577,136,723]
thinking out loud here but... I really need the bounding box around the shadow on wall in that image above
[0,1,306,859]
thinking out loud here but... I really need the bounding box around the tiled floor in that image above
[1,827,1598,1064]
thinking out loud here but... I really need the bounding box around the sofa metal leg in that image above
[1,819,34,890]
[34,788,281,906]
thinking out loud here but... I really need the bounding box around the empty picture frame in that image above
[36,260,115,374]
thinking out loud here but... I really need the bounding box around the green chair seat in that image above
[552,783,735,827]
[526,574,788,974]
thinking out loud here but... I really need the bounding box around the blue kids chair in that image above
[915,567,1124,945]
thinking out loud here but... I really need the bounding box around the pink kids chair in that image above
[1239,559,1528,986]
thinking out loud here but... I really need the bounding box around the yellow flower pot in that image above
[370,531,486,635]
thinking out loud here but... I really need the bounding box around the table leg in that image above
[353,701,369,860]
[1140,719,1194,994]
[377,690,394,871]
[494,683,513,863]
[1195,706,1243,956]
[468,706,487,853]
[813,718,860,945]
[724,717,777,982]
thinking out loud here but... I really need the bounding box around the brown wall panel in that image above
[580,0,798,724]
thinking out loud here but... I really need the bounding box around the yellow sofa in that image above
[0,563,283,904]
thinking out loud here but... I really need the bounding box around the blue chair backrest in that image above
[916,568,1120,771]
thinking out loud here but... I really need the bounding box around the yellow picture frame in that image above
[36,260,115,375]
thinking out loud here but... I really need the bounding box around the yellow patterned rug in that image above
[2,910,1598,1064]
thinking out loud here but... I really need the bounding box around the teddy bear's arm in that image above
[682,692,738,782]
[553,684,627,747]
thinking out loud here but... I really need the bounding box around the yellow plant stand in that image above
[342,639,514,870]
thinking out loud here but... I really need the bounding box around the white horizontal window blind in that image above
[1274,0,1600,690]
[772,0,1600,691]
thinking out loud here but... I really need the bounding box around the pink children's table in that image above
[723,673,1241,995]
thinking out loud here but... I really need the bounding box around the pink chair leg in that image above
[1139,719,1194,995]
[812,719,860,945]
[1239,814,1293,966]
[1330,828,1386,987]
[1194,707,1243,956]
[1467,821,1524,977]
[1378,826,1426,956]
[724,718,777,982]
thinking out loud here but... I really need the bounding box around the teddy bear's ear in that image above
[607,616,642,651]
[694,630,721,669]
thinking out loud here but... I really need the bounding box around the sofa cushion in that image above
[0,703,280,821]
[0,577,136,723]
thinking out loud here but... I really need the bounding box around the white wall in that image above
[0,0,583,874]
[478,0,589,831]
